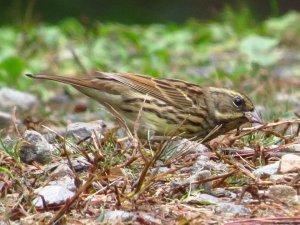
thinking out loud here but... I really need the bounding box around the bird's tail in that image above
[25,73,96,88]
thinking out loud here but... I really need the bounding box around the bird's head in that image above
[205,87,262,128]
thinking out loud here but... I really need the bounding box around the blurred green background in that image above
[0,0,299,121]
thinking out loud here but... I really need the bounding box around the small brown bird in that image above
[26,72,262,141]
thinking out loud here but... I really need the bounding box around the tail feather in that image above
[25,73,99,89]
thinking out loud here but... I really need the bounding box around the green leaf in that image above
[59,18,84,36]
[239,35,280,66]
[265,12,300,33]
[0,166,15,179]
[0,56,24,81]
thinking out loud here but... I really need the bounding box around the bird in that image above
[26,72,262,141]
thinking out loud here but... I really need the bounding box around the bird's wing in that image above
[96,71,195,109]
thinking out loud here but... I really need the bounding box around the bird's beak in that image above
[244,109,263,124]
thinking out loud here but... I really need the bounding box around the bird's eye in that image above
[233,97,244,107]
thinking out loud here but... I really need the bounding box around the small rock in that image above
[33,185,75,207]
[211,188,237,198]
[46,164,76,192]
[98,210,133,223]
[73,99,89,113]
[0,87,39,112]
[50,164,73,178]
[190,170,212,192]
[49,176,76,192]
[97,210,161,224]
[184,193,220,205]
[67,120,106,141]
[215,203,251,215]
[268,185,299,205]
[70,155,92,171]
[20,130,56,164]
[46,155,92,173]
[279,154,300,173]
[47,93,72,111]
[151,166,169,174]
[43,131,60,144]
[0,111,12,129]
[253,161,280,178]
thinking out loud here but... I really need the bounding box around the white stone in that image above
[33,185,75,207]
[253,161,280,177]
[279,154,300,173]
[0,87,39,112]
[268,185,299,205]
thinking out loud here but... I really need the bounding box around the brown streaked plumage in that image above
[26,72,262,141]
